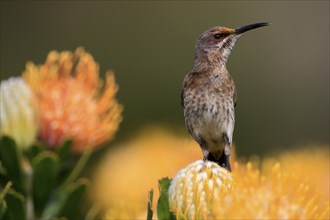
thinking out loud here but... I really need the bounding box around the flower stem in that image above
[59,148,92,191]
[23,159,34,220]
[0,181,13,199]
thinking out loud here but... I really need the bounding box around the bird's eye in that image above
[213,33,225,39]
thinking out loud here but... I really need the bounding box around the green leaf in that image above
[58,179,89,219]
[0,136,24,193]
[25,144,43,162]
[0,198,6,220]
[0,162,7,176]
[56,139,73,162]
[32,151,59,215]
[3,188,26,220]
[157,177,176,220]
[42,178,89,219]
[147,188,154,220]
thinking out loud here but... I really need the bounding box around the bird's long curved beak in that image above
[235,22,269,34]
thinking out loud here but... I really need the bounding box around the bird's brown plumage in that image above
[181,23,268,171]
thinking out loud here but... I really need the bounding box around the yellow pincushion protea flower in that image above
[168,159,329,220]
[220,162,329,219]
[168,160,233,219]
[90,126,327,219]
[0,77,38,149]
[275,146,330,204]
[91,127,203,219]
[23,48,122,152]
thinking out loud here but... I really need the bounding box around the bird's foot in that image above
[221,161,231,172]
[219,153,231,172]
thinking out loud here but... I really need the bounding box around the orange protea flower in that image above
[23,48,122,152]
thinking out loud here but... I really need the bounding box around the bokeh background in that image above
[1,1,329,156]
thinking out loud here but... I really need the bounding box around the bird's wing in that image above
[233,87,237,108]
[181,73,191,108]
[181,88,185,107]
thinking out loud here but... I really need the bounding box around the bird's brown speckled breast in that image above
[181,70,236,150]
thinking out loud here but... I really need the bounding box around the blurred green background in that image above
[1,1,329,155]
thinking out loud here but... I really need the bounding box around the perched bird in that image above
[181,22,269,171]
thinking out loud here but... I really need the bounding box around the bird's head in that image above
[194,22,269,65]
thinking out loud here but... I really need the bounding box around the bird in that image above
[181,22,269,172]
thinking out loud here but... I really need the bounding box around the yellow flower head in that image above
[91,127,203,219]
[168,155,329,220]
[23,48,122,152]
[168,160,233,219]
[217,162,329,219]
[0,77,38,149]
